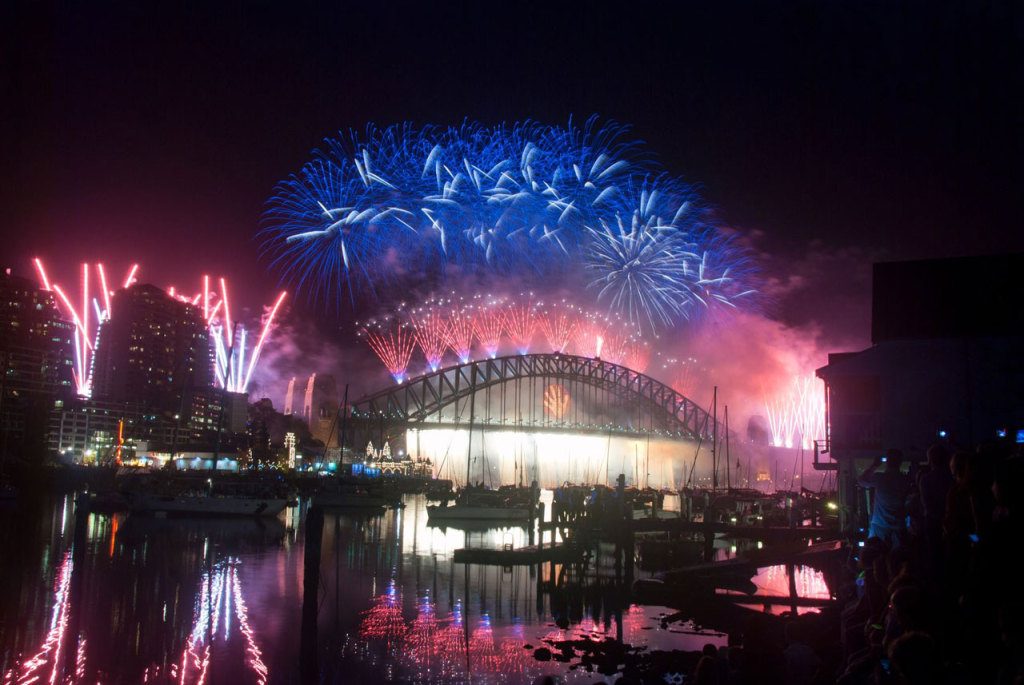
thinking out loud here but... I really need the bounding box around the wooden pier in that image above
[453,542,582,566]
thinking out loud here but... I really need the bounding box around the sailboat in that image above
[426,385,538,523]
[427,483,538,522]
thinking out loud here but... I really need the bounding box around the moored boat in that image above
[427,484,539,523]
[125,473,289,517]
[128,491,288,517]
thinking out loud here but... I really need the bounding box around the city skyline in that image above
[3,0,1023,466]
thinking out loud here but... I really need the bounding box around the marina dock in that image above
[453,542,582,566]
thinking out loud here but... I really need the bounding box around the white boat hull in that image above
[129,493,287,517]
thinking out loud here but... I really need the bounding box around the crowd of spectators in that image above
[680,437,1023,684]
[837,438,1023,684]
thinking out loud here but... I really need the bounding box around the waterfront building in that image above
[0,268,75,456]
[816,253,1024,533]
[49,389,249,464]
[347,440,433,478]
[48,397,143,462]
[179,386,248,443]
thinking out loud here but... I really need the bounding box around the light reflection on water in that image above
[0,491,823,684]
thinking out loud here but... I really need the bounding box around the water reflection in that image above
[2,492,780,684]
[5,549,76,683]
[1,495,296,685]
[175,558,269,685]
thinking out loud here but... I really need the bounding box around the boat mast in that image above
[711,386,718,490]
[466,366,476,487]
[336,384,348,477]
[725,405,731,489]
[646,432,651,490]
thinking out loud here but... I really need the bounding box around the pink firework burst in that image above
[572,315,607,359]
[503,296,537,354]
[362,316,416,383]
[408,301,449,372]
[170,275,287,393]
[601,329,630,365]
[444,301,475,363]
[624,341,651,373]
[471,296,506,359]
[764,374,826,449]
[537,301,578,353]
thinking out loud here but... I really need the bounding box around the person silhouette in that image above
[858,448,912,546]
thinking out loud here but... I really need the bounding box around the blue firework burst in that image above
[260,117,757,330]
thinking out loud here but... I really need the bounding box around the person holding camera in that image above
[858,448,913,546]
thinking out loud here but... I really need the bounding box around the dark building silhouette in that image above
[283,373,340,446]
[302,373,338,441]
[1,268,75,456]
[91,283,212,413]
[816,253,1024,533]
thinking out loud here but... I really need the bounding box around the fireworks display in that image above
[764,374,827,450]
[260,118,828,450]
[260,118,758,332]
[359,315,416,384]
[444,300,475,365]
[33,260,140,396]
[503,296,538,355]
[359,294,652,383]
[536,302,579,354]
[470,296,505,359]
[542,384,571,419]
[407,300,450,372]
[34,259,286,396]
[191,281,288,394]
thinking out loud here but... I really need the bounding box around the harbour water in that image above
[0,489,832,684]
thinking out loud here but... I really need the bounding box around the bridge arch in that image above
[346,353,719,442]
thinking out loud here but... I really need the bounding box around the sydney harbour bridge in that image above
[339,353,729,489]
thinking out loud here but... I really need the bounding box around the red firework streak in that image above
[625,341,651,373]
[601,330,629,365]
[671,359,699,397]
[537,303,578,353]
[444,303,475,363]
[503,297,537,354]
[471,299,506,359]
[572,317,607,358]
[362,317,416,383]
[408,303,449,372]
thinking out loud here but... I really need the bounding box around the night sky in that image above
[4,1,1023,340]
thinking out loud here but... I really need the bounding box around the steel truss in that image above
[348,353,717,441]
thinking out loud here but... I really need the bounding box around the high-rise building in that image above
[91,283,212,413]
[1,268,75,455]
